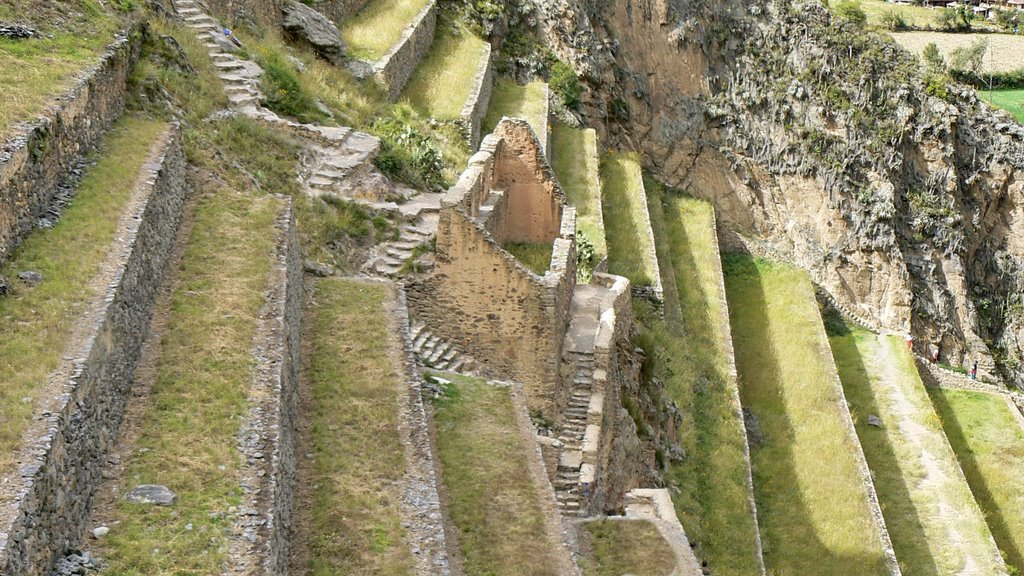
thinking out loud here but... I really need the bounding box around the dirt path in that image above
[870,335,1006,576]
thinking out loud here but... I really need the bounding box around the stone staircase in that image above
[554,351,596,516]
[364,212,439,278]
[410,322,480,374]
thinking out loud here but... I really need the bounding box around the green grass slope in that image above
[0,116,167,477]
[831,326,1002,576]
[601,152,656,287]
[724,256,889,576]
[482,78,548,139]
[431,375,564,576]
[299,278,413,575]
[639,184,761,576]
[402,18,488,120]
[551,122,606,259]
[579,519,677,576]
[340,0,431,61]
[928,388,1024,573]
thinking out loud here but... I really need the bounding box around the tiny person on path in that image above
[930,346,940,364]
[904,333,914,350]
[971,359,979,380]
[223,27,243,48]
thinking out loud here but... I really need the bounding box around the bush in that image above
[258,50,326,123]
[950,37,989,78]
[576,229,595,282]
[936,5,972,32]
[922,42,945,72]
[371,116,446,192]
[550,61,582,110]
[879,10,907,31]
[832,0,866,27]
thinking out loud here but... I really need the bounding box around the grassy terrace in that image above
[0,116,166,476]
[830,326,1001,575]
[299,279,412,575]
[403,19,488,120]
[928,388,1024,573]
[578,519,677,576]
[431,375,563,575]
[639,184,760,576]
[482,79,548,139]
[340,0,431,61]
[724,256,889,575]
[551,123,605,259]
[0,1,123,135]
[982,89,1024,124]
[504,241,553,275]
[601,152,656,286]
[95,180,280,573]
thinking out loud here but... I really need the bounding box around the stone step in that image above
[214,60,246,71]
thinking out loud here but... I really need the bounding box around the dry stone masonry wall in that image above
[374,0,437,101]
[407,119,576,417]
[0,124,188,576]
[0,26,142,264]
[459,42,494,152]
[231,198,302,575]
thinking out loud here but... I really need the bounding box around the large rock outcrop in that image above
[282,0,346,65]
[536,0,1024,387]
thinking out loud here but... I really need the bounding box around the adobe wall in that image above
[407,119,576,417]
[459,43,494,152]
[0,26,142,265]
[0,125,188,576]
[374,0,437,101]
[231,199,302,575]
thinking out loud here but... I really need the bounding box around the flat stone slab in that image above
[559,449,583,470]
[124,484,177,506]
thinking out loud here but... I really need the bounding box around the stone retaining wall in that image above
[633,171,664,306]
[232,198,302,575]
[0,124,188,576]
[0,26,142,264]
[374,0,437,101]
[459,43,494,152]
[539,83,552,164]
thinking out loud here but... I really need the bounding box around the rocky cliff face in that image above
[538,0,1024,387]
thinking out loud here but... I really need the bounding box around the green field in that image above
[551,123,606,259]
[981,89,1024,124]
[403,19,489,120]
[579,519,677,576]
[298,279,413,575]
[830,326,1002,575]
[504,241,554,275]
[340,0,431,61]
[432,376,564,576]
[928,388,1024,573]
[601,153,657,287]
[724,256,889,576]
[0,117,166,478]
[482,79,548,140]
[640,185,761,576]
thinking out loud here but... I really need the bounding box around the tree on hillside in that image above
[936,5,972,32]
[950,38,989,79]
[832,0,867,27]
[880,10,907,31]
[922,42,946,72]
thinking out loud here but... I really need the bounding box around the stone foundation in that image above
[0,26,142,264]
[0,124,189,576]
[232,198,302,575]
[374,0,437,101]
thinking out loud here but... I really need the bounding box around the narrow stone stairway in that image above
[554,351,596,516]
[364,212,439,278]
[410,321,480,374]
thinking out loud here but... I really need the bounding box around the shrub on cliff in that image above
[257,49,326,123]
[832,0,866,27]
[550,61,581,110]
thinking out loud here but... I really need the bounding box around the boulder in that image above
[125,484,177,506]
[282,1,346,66]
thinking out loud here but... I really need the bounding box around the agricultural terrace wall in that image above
[407,119,576,417]
[375,0,437,101]
[459,42,494,152]
[315,0,370,27]
[0,26,142,264]
[232,199,302,575]
[0,125,188,576]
